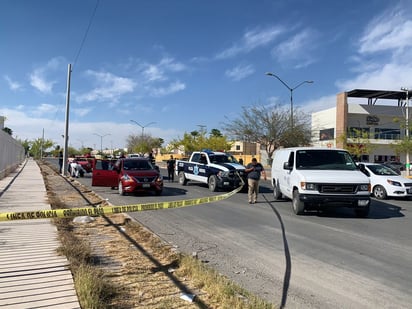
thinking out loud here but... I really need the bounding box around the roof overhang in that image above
[346,89,410,106]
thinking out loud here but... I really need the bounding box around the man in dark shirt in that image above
[166,155,176,182]
[245,158,266,204]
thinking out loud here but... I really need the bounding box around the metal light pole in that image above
[130,120,156,138]
[401,87,410,176]
[93,133,110,156]
[265,72,313,129]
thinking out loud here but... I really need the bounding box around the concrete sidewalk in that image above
[0,158,80,308]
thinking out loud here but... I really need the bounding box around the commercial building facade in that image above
[311,89,410,165]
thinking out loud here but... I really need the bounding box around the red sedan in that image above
[92,157,163,195]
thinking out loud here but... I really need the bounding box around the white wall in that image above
[0,130,25,179]
[311,107,336,147]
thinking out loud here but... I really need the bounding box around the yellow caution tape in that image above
[0,183,243,222]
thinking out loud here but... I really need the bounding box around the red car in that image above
[92,157,163,195]
[75,156,93,173]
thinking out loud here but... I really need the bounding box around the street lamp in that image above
[265,72,313,129]
[130,120,156,138]
[93,133,111,155]
[401,87,410,176]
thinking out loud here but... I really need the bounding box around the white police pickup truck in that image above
[176,150,247,192]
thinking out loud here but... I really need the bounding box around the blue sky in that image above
[1,0,412,150]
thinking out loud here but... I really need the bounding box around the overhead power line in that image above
[72,0,100,70]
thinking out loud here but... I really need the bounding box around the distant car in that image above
[127,153,140,158]
[92,157,163,196]
[383,161,404,175]
[75,156,93,173]
[358,163,412,199]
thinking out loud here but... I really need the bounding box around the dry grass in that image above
[40,160,276,308]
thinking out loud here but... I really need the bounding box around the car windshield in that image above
[209,154,238,164]
[367,164,399,176]
[296,150,357,170]
[123,160,153,170]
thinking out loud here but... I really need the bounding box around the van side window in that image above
[288,152,294,168]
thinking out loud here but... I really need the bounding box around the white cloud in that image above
[143,65,166,82]
[302,95,337,114]
[335,6,412,92]
[358,6,412,54]
[4,75,22,91]
[32,103,60,116]
[159,57,186,72]
[225,64,255,81]
[272,28,318,68]
[28,57,64,94]
[216,25,285,59]
[73,107,92,117]
[30,70,55,94]
[76,70,136,103]
[336,63,412,91]
[149,81,186,97]
[142,57,187,82]
[1,106,180,147]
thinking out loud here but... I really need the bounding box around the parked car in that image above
[74,156,93,173]
[383,161,404,175]
[358,163,412,199]
[92,157,163,195]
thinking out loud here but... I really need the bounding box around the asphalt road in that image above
[49,159,412,308]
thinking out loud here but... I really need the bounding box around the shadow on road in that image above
[262,193,291,309]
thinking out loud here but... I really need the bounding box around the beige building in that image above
[312,89,410,164]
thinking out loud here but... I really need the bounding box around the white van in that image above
[271,147,371,217]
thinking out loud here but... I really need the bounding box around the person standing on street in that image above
[245,158,266,204]
[166,155,176,182]
[58,150,63,173]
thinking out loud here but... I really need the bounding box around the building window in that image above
[319,128,334,141]
[348,127,370,138]
[236,145,241,151]
[374,128,400,140]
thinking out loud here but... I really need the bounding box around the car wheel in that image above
[273,179,282,200]
[373,185,387,199]
[292,189,305,215]
[208,175,218,192]
[118,182,126,196]
[355,206,370,218]
[178,171,188,186]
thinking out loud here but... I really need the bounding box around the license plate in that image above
[142,184,150,188]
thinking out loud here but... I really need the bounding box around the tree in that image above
[390,116,412,165]
[336,128,376,161]
[29,138,54,159]
[19,139,31,155]
[169,128,232,154]
[126,134,163,154]
[222,103,311,160]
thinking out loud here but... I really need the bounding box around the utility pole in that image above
[401,87,410,176]
[62,64,72,176]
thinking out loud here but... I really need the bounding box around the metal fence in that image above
[0,130,25,179]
